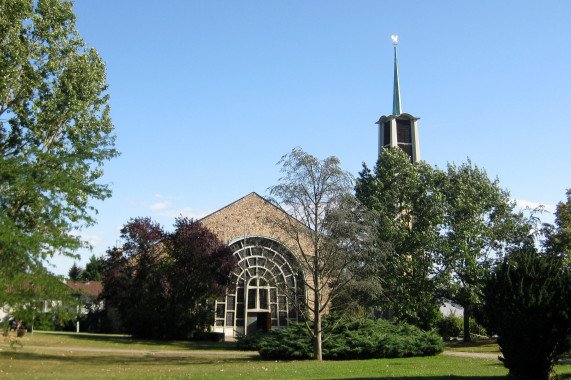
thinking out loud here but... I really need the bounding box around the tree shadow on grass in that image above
[0,350,254,366]
[327,378,503,380]
[35,332,235,351]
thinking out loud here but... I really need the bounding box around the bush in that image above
[255,319,444,360]
[192,331,224,342]
[436,314,486,340]
[468,317,487,337]
[235,331,267,351]
[324,319,443,360]
[258,323,313,360]
[436,314,462,340]
[26,312,56,331]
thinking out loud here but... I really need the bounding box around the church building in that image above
[201,36,420,339]
[200,192,309,338]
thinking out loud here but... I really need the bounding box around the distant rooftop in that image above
[63,281,103,297]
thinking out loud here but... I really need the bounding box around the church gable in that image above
[201,192,310,337]
[200,192,301,247]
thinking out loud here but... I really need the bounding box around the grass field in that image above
[3,331,234,352]
[444,338,502,354]
[0,331,569,379]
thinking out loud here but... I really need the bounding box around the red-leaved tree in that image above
[102,217,236,339]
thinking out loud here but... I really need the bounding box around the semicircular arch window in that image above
[214,236,305,336]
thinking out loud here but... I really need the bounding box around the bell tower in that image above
[376,35,421,162]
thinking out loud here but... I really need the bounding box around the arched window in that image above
[213,236,305,336]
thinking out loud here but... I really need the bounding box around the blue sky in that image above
[48,0,571,275]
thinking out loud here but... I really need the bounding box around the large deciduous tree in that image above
[101,217,236,339]
[440,160,531,341]
[102,217,164,337]
[544,189,571,262]
[355,148,533,338]
[0,0,118,297]
[355,147,447,329]
[268,147,374,360]
[161,217,237,338]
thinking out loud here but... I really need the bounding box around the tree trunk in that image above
[312,243,323,360]
[463,303,471,342]
[314,311,322,360]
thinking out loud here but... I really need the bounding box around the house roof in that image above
[63,281,103,297]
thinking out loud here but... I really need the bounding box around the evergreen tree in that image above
[480,246,571,380]
[68,262,83,281]
[81,255,104,281]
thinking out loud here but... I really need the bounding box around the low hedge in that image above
[251,318,444,360]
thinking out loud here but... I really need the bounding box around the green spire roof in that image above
[392,35,402,115]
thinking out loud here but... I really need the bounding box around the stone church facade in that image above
[200,192,310,338]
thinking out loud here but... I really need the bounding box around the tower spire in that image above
[391,35,401,115]
[376,35,421,162]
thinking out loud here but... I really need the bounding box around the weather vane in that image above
[391,35,398,46]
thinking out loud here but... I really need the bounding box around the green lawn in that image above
[444,338,502,354]
[0,332,569,379]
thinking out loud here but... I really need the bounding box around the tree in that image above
[0,0,118,297]
[479,246,571,380]
[161,217,237,338]
[268,147,374,360]
[80,255,104,281]
[355,147,447,329]
[440,160,531,341]
[101,217,167,337]
[68,262,83,281]
[101,217,236,339]
[6,265,79,330]
[545,189,571,261]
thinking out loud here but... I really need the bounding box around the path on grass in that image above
[5,345,568,363]
[441,351,500,360]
